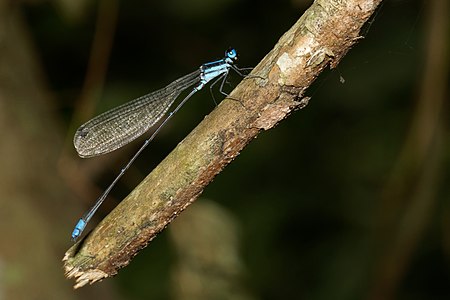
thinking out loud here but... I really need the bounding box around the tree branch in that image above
[64,0,382,288]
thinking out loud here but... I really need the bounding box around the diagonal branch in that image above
[63,0,382,288]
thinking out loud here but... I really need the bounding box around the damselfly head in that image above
[226,48,238,62]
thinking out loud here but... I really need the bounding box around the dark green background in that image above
[2,0,448,299]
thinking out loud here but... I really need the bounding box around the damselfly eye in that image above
[226,48,237,60]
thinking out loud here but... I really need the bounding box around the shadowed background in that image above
[0,0,448,299]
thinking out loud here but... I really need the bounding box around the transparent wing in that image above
[74,70,201,158]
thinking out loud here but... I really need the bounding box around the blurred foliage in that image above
[2,0,448,299]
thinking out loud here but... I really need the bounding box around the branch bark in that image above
[64,0,382,288]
